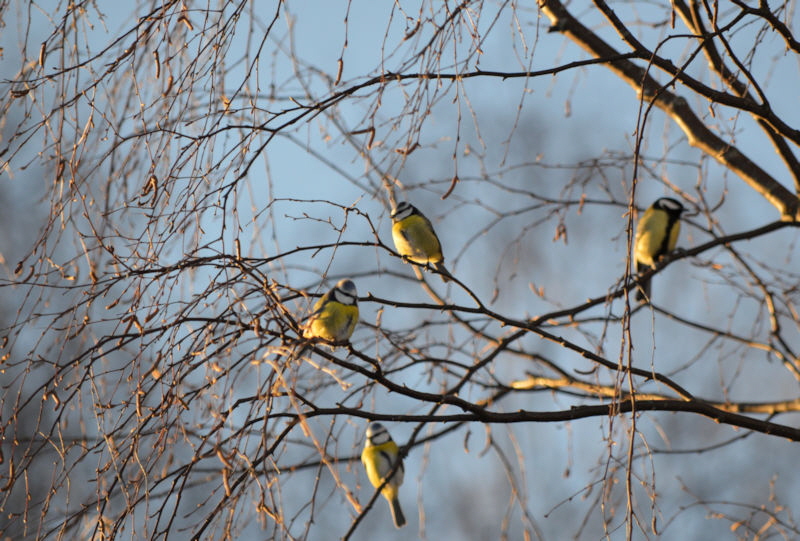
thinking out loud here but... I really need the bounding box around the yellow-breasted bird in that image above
[391,201,451,281]
[361,422,406,528]
[302,279,359,343]
[634,197,685,302]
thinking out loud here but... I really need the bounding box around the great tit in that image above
[634,197,685,302]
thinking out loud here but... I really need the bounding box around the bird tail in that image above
[388,496,406,528]
[635,264,651,303]
[635,280,651,303]
[433,261,452,283]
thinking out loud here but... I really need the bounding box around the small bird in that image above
[302,279,359,343]
[391,201,451,281]
[634,197,685,302]
[361,422,406,528]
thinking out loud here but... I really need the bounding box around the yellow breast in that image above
[635,209,678,268]
[361,441,401,500]
[305,302,358,342]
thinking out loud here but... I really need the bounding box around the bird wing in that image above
[422,215,443,248]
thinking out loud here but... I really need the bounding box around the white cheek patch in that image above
[334,289,356,305]
[392,206,414,221]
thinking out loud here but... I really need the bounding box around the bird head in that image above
[333,279,358,305]
[654,197,685,217]
[390,202,416,222]
[366,422,392,445]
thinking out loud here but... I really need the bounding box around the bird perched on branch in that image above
[634,197,685,303]
[302,279,359,343]
[391,201,452,281]
[361,422,406,528]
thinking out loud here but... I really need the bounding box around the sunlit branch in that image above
[538,0,800,219]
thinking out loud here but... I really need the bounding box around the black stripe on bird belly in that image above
[655,216,677,259]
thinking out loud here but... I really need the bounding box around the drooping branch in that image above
[672,0,800,193]
[538,0,800,220]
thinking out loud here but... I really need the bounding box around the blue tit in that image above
[391,201,451,281]
[634,197,685,302]
[361,422,406,528]
[302,279,358,343]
